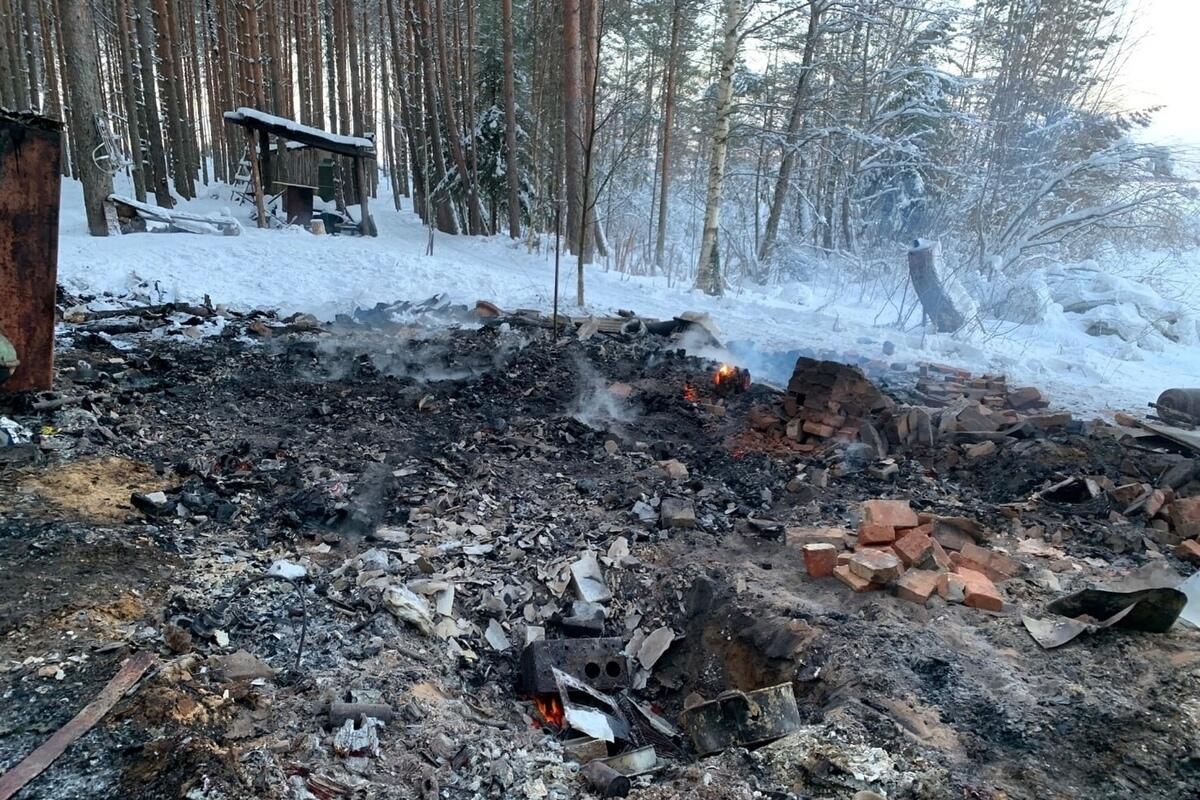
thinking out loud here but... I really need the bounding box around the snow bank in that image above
[53,177,1200,417]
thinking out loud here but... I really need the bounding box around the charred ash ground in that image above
[1,295,1200,800]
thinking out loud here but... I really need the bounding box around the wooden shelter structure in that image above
[223,107,377,236]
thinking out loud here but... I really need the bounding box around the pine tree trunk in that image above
[154,0,193,198]
[561,0,583,255]
[412,0,458,233]
[333,0,350,133]
[20,0,41,110]
[346,0,363,133]
[323,0,337,130]
[502,0,521,238]
[60,0,116,235]
[694,0,741,296]
[432,0,485,233]
[135,0,172,206]
[115,0,147,201]
[759,1,822,263]
[654,0,682,270]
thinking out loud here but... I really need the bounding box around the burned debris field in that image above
[2,300,1200,800]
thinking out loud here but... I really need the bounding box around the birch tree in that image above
[694,0,742,296]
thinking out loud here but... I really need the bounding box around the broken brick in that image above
[802,420,837,438]
[785,527,848,550]
[1170,497,1200,538]
[955,567,1003,612]
[802,543,839,577]
[862,499,919,530]
[929,539,952,570]
[938,572,966,603]
[848,549,903,584]
[958,542,993,573]
[895,569,940,605]
[834,564,880,593]
[1175,539,1200,564]
[858,523,896,546]
[892,531,933,567]
[957,541,1021,582]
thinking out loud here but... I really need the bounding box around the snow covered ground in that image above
[55,176,1200,417]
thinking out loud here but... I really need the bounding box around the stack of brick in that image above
[787,499,1018,612]
[915,362,1049,412]
[781,358,892,453]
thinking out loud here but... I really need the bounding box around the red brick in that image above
[1170,498,1200,539]
[957,542,1021,582]
[929,539,952,570]
[1175,539,1200,564]
[858,523,896,546]
[955,567,1004,612]
[849,550,903,584]
[863,499,919,529]
[987,549,1022,580]
[803,543,839,577]
[1145,490,1167,518]
[834,564,880,592]
[895,569,940,604]
[803,421,836,438]
[958,542,993,573]
[892,531,933,567]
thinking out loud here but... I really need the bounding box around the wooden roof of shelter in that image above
[223,107,375,159]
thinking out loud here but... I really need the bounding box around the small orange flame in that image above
[683,384,699,402]
[714,363,736,383]
[532,694,565,729]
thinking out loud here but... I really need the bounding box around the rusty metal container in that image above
[680,683,802,755]
[0,111,63,392]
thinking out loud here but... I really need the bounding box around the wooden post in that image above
[0,112,63,392]
[246,129,268,228]
[259,129,273,192]
[355,156,376,236]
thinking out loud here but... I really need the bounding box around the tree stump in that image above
[907,241,966,332]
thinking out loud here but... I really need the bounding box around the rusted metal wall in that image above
[0,111,62,392]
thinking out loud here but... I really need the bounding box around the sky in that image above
[1121,0,1200,146]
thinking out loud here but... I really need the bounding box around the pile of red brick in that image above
[915,363,1048,412]
[788,499,1020,611]
[781,358,893,453]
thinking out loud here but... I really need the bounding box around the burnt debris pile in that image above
[2,294,1200,799]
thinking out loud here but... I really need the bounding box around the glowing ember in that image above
[683,384,700,403]
[531,694,565,729]
[713,363,751,396]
